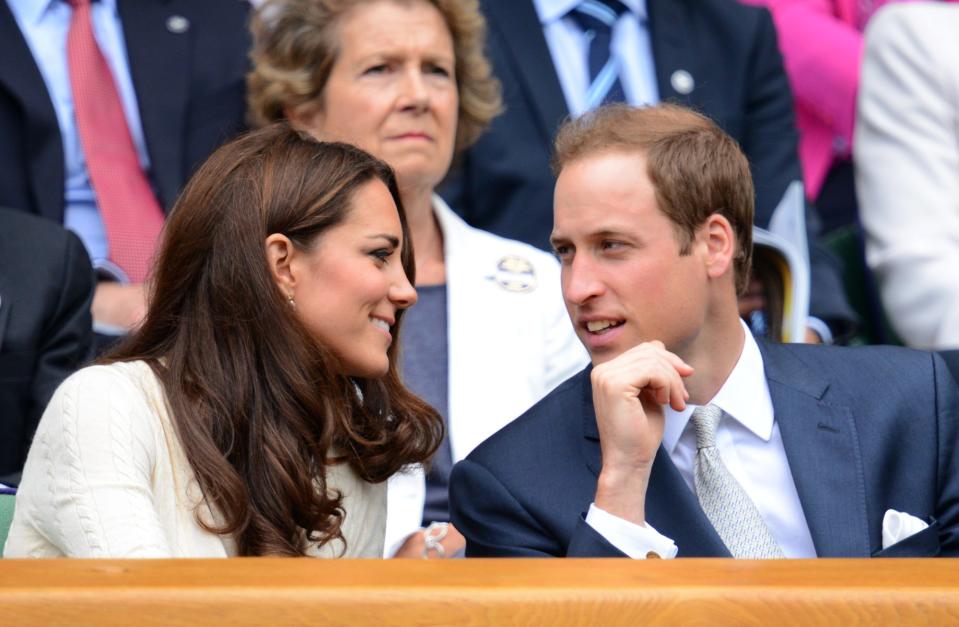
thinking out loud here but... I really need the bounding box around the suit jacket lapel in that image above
[579,371,729,557]
[482,0,569,143]
[760,342,871,557]
[648,0,700,107]
[118,0,189,211]
[0,3,65,223]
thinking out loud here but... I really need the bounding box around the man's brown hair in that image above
[552,104,754,294]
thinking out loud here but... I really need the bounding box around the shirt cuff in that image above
[585,504,678,559]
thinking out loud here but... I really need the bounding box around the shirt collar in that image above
[662,319,775,454]
[532,0,647,25]
[8,0,116,26]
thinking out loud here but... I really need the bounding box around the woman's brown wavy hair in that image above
[103,123,444,556]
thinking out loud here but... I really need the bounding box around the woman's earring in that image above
[287,294,296,310]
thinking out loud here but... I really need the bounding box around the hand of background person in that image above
[92,282,148,331]
[392,523,466,558]
[591,342,693,526]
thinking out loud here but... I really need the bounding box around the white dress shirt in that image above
[586,320,819,558]
[531,0,659,116]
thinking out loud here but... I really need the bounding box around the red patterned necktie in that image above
[67,0,165,283]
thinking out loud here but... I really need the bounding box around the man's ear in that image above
[265,233,297,297]
[702,214,736,280]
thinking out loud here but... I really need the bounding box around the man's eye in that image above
[552,245,572,262]
[601,240,626,251]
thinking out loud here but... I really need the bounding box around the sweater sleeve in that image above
[13,365,174,557]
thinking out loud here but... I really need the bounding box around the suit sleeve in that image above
[29,231,94,433]
[856,7,959,349]
[450,459,625,557]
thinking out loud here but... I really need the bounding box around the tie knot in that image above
[569,0,628,34]
[66,0,91,9]
[691,404,722,449]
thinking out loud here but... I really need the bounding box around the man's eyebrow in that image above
[551,228,632,246]
[366,234,400,247]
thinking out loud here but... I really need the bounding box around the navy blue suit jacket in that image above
[441,0,855,330]
[0,208,94,482]
[0,0,250,224]
[450,342,959,557]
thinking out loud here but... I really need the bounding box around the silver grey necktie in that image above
[691,404,784,558]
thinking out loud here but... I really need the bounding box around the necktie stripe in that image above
[585,59,620,109]
[578,0,618,25]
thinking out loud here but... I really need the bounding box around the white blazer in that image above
[856,3,959,349]
[384,196,588,555]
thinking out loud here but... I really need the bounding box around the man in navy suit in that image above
[449,104,959,558]
[442,0,855,341]
[0,0,249,336]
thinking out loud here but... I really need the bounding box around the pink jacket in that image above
[740,0,907,199]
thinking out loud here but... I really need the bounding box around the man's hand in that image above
[92,282,148,331]
[592,342,693,525]
[392,523,466,559]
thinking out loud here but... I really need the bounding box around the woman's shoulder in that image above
[56,360,160,398]
[45,360,166,434]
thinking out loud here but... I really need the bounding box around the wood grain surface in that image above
[1,558,956,625]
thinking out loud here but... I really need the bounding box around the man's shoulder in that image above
[0,208,74,254]
[761,341,942,393]
[466,366,591,467]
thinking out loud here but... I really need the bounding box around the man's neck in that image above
[678,314,746,407]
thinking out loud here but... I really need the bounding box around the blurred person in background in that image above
[248,0,588,558]
[5,125,444,558]
[0,208,94,487]
[0,0,250,344]
[856,3,959,349]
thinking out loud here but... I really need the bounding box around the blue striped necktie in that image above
[567,0,629,109]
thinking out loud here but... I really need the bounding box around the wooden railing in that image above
[1,558,957,625]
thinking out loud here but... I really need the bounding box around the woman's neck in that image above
[401,187,446,286]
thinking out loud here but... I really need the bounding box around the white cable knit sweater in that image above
[4,361,386,558]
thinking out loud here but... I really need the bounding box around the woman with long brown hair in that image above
[248,0,587,558]
[4,124,443,557]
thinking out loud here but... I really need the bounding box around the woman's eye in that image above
[370,249,392,263]
[426,64,451,78]
[363,64,389,75]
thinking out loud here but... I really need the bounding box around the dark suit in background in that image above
[0,0,251,224]
[450,343,959,557]
[442,0,855,333]
[0,208,94,485]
